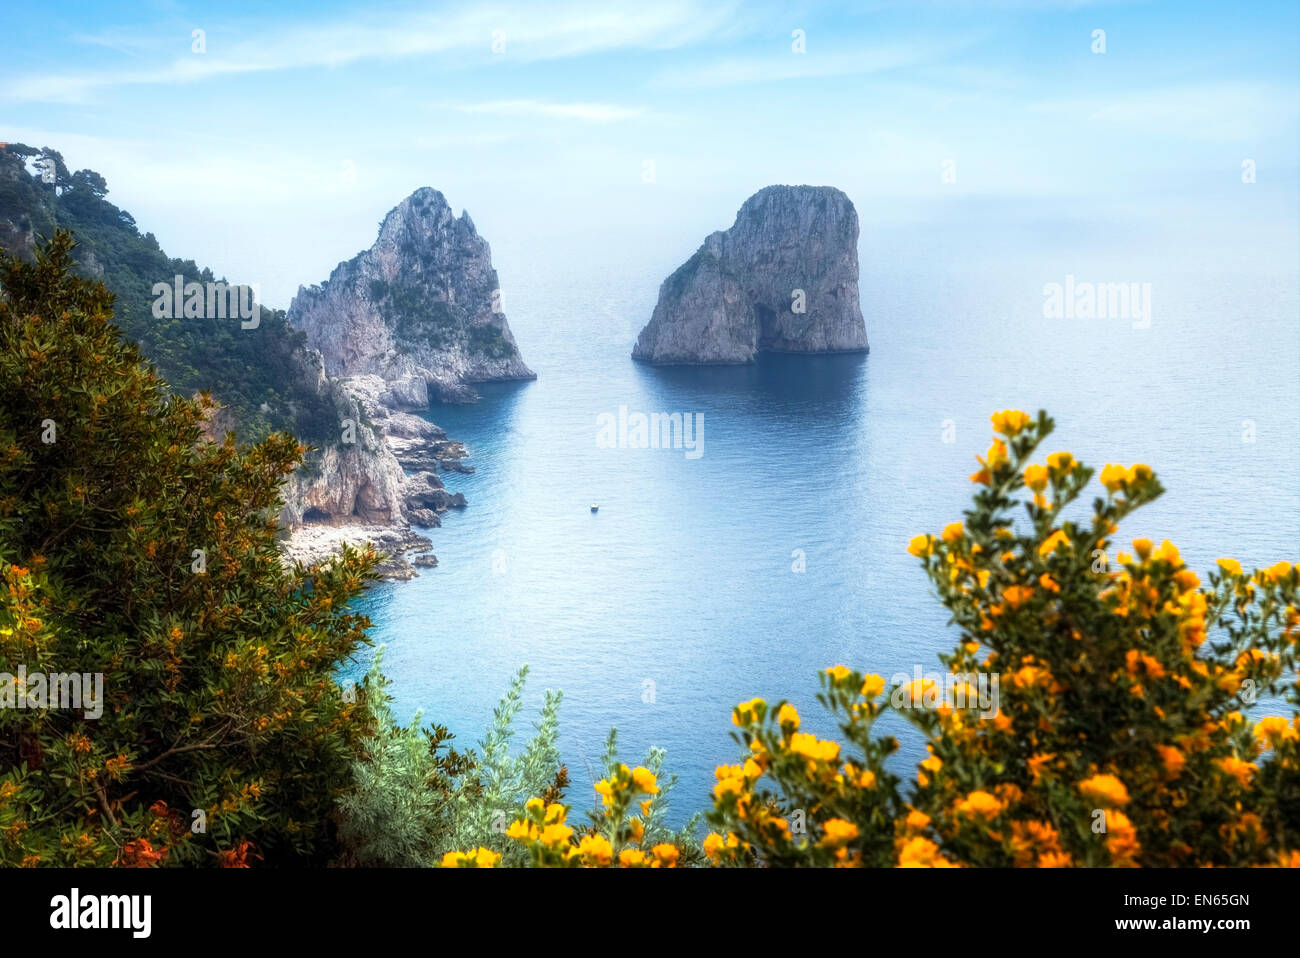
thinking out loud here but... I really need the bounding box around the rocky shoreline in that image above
[278,372,473,580]
[276,186,533,581]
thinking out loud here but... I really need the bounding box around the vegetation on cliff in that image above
[0,145,338,442]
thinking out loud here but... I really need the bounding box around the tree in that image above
[0,231,380,866]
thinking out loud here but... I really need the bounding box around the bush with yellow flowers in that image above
[705,410,1299,867]
[440,732,696,868]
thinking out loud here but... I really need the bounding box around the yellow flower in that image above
[907,534,934,558]
[440,847,500,868]
[1217,558,1243,577]
[1023,464,1049,493]
[732,697,765,727]
[1153,539,1181,565]
[1217,756,1256,788]
[1157,745,1186,777]
[788,732,841,764]
[825,664,852,683]
[1078,773,1130,807]
[1039,529,1071,557]
[1046,451,1075,471]
[1132,538,1152,561]
[713,774,745,800]
[651,843,680,867]
[1262,561,1294,583]
[897,835,958,868]
[1254,716,1294,748]
[1002,584,1034,609]
[991,409,1031,435]
[576,833,612,866]
[540,823,573,847]
[954,790,1003,820]
[630,766,659,795]
[905,809,931,830]
[942,521,964,543]
[1127,464,1153,485]
[618,848,647,867]
[860,673,885,699]
[819,818,859,847]
[1099,463,1129,492]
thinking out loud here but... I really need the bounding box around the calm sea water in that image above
[343,198,1300,826]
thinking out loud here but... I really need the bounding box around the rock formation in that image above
[633,185,867,364]
[275,351,470,578]
[288,187,534,404]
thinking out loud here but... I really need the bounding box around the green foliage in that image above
[447,666,566,865]
[0,232,380,866]
[335,649,471,867]
[591,729,702,860]
[335,661,568,867]
[0,145,338,444]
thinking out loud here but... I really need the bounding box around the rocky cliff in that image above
[633,185,867,364]
[288,187,534,404]
[275,354,469,578]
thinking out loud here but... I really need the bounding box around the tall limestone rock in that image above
[288,188,534,404]
[633,185,867,364]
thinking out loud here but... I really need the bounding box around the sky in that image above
[2,0,1298,306]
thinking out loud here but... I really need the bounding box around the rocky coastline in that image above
[276,187,533,579]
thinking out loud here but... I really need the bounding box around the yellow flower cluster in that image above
[439,847,500,868]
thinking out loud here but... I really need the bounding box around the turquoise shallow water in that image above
[343,201,1300,825]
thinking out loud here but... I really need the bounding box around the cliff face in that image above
[633,185,867,364]
[288,188,534,404]
[277,350,406,527]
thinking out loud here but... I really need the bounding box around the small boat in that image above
[590,504,599,513]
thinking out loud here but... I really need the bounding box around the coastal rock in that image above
[288,187,535,405]
[633,185,867,364]
[279,523,434,580]
[277,350,408,528]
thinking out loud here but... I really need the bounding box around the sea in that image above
[342,193,1300,826]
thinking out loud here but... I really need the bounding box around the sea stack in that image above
[632,185,867,364]
[289,187,534,404]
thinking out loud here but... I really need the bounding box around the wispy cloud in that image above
[2,0,746,104]
[450,99,648,122]
[649,35,986,90]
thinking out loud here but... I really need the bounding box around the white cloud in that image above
[2,0,746,104]
[649,35,985,90]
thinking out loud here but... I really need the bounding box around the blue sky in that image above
[2,0,1297,305]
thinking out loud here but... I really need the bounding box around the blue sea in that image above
[343,195,1300,826]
